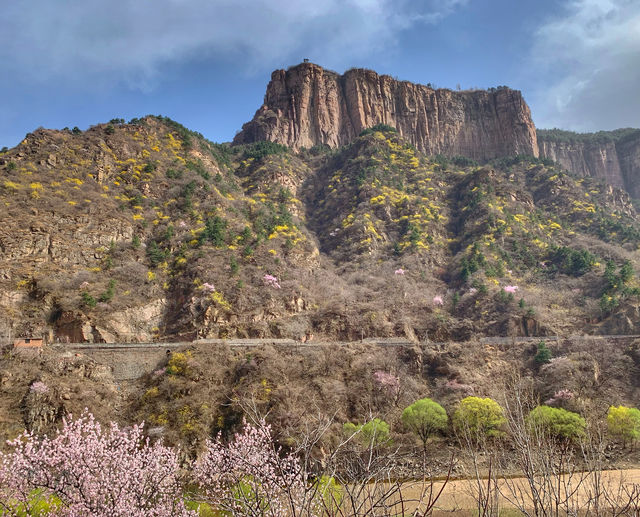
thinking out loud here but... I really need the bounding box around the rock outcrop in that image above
[537,129,640,199]
[234,62,539,161]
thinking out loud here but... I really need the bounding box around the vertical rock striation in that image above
[234,62,539,161]
[538,130,640,198]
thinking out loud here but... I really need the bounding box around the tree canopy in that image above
[402,398,448,451]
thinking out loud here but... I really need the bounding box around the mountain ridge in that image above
[1,117,640,344]
[235,62,640,201]
[234,62,539,161]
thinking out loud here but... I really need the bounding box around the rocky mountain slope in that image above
[1,118,640,344]
[234,62,539,160]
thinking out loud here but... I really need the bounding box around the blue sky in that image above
[1,0,639,148]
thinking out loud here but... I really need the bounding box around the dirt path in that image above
[396,468,640,515]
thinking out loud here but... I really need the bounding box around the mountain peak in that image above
[234,63,538,161]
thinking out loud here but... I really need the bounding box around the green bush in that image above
[343,418,391,447]
[98,280,116,303]
[244,141,288,160]
[81,291,97,308]
[549,246,596,276]
[147,241,168,267]
[359,123,397,136]
[166,168,183,179]
[200,216,227,247]
[607,405,640,446]
[453,397,506,439]
[534,341,552,365]
[528,405,585,442]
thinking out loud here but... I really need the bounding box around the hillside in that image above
[1,118,640,344]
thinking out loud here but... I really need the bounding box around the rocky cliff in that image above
[234,62,539,161]
[537,129,640,198]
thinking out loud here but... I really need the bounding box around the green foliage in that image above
[8,489,61,516]
[147,240,168,267]
[7,161,17,171]
[607,405,640,445]
[343,418,391,447]
[200,216,227,247]
[180,180,196,211]
[460,243,486,281]
[230,256,239,275]
[528,405,586,441]
[244,141,288,160]
[186,159,210,180]
[549,246,596,277]
[537,127,640,145]
[450,155,479,167]
[239,226,252,244]
[143,162,157,173]
[402,398,448,450]
[166,168,183,180]
[98,280,116,303]
[71,126,81,135]
[359,123,397,136]
[453,397,506,439]
[104,124,115,135]
[534,341,552,365]
[132,235,141,249]
[81,291,97,308]
[600,260,638,314]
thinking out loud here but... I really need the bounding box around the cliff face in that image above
[234,63,539,161]
[538,130,640,198]
[537,139,625,189]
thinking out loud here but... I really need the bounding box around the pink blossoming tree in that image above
[0,411,195,517]
[194,419,321,516]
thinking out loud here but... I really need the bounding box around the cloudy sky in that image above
[1,0,638,147]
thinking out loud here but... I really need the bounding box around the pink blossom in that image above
[445,378,475,396]
[0,411,195,517]
[394,268,405,276]
[178,221,187,228]
[152,367,166,377]
[79,281,90,289]
[433,295,444,306]
[29,381,49,394]
[503,285,519,294]
[545,389,575,406]
[263,274,281,289]
[373,370,400,396]
[194,420,319,516]
[468,287,478,295]
[201,282,216,292]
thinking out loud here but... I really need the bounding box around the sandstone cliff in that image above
[234,62,539,161]
[537,129,640,198]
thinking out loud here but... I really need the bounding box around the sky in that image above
[1,0,639,148]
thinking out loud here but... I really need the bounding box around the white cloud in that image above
[530,0,640,131]
[0,0,468,89]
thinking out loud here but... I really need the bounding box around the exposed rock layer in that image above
[234,63,539,161]
[538,132,640,198]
